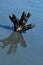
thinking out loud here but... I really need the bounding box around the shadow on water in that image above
[0,31,27,54]
[0,24,14,31]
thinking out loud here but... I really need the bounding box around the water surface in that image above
[0,0,43,65]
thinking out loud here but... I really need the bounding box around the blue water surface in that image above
[0,0,43,65]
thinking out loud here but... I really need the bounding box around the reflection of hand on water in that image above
[0,32,27,54]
